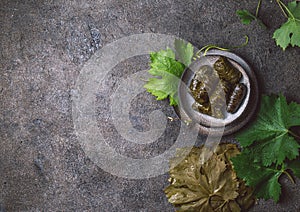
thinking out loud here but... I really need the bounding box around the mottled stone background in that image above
[0,0,299,211]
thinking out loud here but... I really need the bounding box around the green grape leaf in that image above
[236,10,256,25]
[236,94,300,166]
[144,48,185,106]
[273,1,300,50]
[273,19,300,50]
[174,38,194,66]
[144,39,194,106]
[236,9,266,28]
[231,150,283,202]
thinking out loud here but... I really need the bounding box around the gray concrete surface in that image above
[0,0,299,211]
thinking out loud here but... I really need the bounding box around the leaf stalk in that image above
[256,0,262,17]
[283,170,295,184]
[276,0,296,20]
[195,35,249,58]
[276,0,288,18]
[289,130,300,140]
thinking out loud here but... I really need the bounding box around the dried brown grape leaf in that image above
[165,144,255,212]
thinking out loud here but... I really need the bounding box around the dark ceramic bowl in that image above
[176,50,259,136]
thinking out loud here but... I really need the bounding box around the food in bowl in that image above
[189,56,247,119]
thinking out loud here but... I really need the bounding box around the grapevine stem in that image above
[279,0,295,19]
[139,77,149,82]
[195,35,249,57]
[276,0,288,18]
[233,35,249,49]
[289,130,300,140]
[283,170,295,184]
[276,0,296,20]
[256,0,262,17]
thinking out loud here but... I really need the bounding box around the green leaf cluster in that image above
[232,94,300,202]
[144,39,194,106]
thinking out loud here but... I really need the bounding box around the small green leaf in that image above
[236,9,267,28]
[236,10,256,25]
[273,19,300,50]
